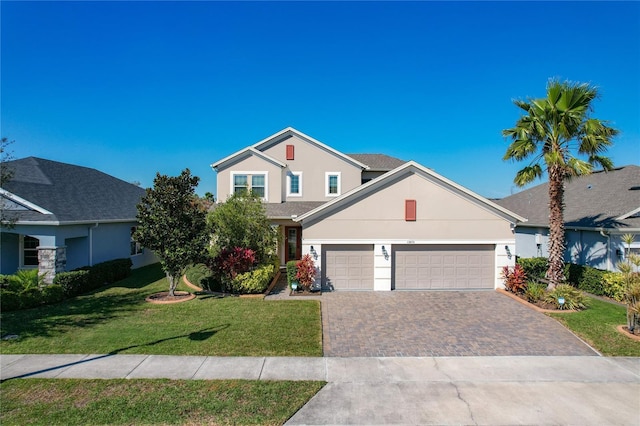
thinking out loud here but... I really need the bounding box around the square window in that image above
[251,175,265,198]
[233,175,248,194]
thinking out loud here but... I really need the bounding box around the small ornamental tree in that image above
[134,169,208,296]
[295,254,317,291]
[207,191,278,264]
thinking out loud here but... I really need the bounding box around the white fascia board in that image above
[517,222,640,234]
[12,218,138,226]
[294,160,527,224]
[253,127,370,170]
[0,188,53,215]
[617,206,640,220]
[211,147,286,170]
[301,239,516,245]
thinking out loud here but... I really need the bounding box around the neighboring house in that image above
[494,165,640,272]
[0,157,157,282]
[211,127,526,291]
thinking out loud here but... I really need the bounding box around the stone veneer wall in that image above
[38,246,67,284]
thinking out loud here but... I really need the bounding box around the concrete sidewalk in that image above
[1,354,639,425]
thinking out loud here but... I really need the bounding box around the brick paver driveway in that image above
[320,291,598,357]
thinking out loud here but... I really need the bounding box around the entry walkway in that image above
[2,354,639,425]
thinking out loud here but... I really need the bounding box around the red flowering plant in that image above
[295,254,317,291]
[212,247,256,292]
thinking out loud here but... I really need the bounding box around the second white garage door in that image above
[394,244,495,290]
[323,244,374,290]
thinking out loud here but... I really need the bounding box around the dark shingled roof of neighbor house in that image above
[346,154,406,171]
[494,165,640,230]
[2,157,145,224]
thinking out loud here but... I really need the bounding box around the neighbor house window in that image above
[22,235,40,267]
[287,172,302,197]
[130,227,143,256]
[231,172,268,200]
[325,172,341,196]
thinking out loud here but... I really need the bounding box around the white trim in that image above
[11,218,138,226]
[286,171,303,198]
[230,171,269,201]
[211,147,286,170]
[0,188,53,215]
[617,206,640,220]
[302,238,515,245]
[296,161,526,223]
[325,172,341,197]
[19,235,40,269]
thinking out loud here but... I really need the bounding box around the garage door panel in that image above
[323,245,374,291]
[394,245,494,290]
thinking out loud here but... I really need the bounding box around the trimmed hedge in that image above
[184,263,223,292]
[2,258,133,312]
[231,264,275,294]
[516,257,548,281]
[602,271,626,301]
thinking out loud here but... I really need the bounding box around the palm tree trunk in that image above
[547,164,566,289]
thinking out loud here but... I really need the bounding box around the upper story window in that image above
[231,172,268,200]
[325,172,341,197]
[287,172,302,197]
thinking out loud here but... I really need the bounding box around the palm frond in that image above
[513,164,543,187]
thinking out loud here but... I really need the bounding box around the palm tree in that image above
[503,79,619,289]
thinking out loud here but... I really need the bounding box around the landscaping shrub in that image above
[501,264,527,294]
[0,289,21,312]
[185,263,213,288]
[295,254,317,291]
[41,284,65,305]
[7,269,43,290]
[0,274,10,288]
[231,264,275,294]
[19,287,43,310]
[575,265,605,295]
[88,258,132,287]
[54,270,91,297]
[517,257,548,281]
[286,260,298,286]
[602,271,626,302]
[524,282,546,303]
[212,247,256,291]
[544,284,587,310]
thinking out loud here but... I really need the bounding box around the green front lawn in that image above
[0,264,322,357]
[549,297,640,356]
[0,378,325,426]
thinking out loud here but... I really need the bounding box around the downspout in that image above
[89,223,99,266]
[600,229,610,271]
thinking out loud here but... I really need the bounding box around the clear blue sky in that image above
[2,1,639,199]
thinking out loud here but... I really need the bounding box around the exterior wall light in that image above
[381,245,389,260]
[505,245,512,259]
[310,246,317,260]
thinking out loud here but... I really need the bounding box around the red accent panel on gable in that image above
[286,145,295,160]
[405,199,417,221]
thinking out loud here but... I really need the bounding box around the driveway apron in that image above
[319,291,597,357]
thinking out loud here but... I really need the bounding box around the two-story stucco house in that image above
[211,128,526,291]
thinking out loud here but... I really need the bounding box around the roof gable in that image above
[211,147,286,170]
[211,127,369,171]
[295,161,526,224]
[1,157,145,224]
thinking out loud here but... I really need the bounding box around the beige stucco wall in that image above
[302,173,514,241]
[261,134,362,202]
[216,155,284,203]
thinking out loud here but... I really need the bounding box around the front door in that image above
[284,227,302,262]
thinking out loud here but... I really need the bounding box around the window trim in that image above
[130,227,144,257]
[19,235,40,269]
[230,171,269,201]
[325,172,341,197]
[286,171,303,197]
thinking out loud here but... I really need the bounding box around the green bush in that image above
[544,284,588,310]
[231,264,275,294]
[19,287,43,309]
[517,257,548,281]
[564,263,584,286]
[0,289,21,311]
[89,258,132,287]
[41,284,65,305]
[0,274,10,288]
[184,263,222,291]
[577,266,605,295]
[286,260,298,286]
[54,270,90,297]
[524,282,546,303]
[601,271,626,302]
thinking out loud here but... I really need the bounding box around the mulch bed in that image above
[497,288,575,313]
[145,291,195,304]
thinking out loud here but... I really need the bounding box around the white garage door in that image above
[323,244,374,290]
[394,245,494,290]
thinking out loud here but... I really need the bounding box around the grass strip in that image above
[1,264,322,357]
[0,378,325,425]
[549,297,640,356]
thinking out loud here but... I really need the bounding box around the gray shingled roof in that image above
[265,202,326,219]
[2,157,145,223]
[494,165,640,230]
[346,154,406,171]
